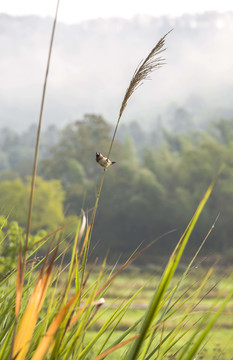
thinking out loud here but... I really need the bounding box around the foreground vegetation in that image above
[1,182,233,359]
[86,266,233,359]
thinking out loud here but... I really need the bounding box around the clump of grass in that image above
[1,178,233,360]
[0,2,232,360]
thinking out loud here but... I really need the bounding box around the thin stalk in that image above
[24,0,60,259]
[11,2,60,357]
[89,31,171,241]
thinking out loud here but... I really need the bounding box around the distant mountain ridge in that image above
[0,12,233,130]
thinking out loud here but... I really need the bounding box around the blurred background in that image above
[0,0,233,263]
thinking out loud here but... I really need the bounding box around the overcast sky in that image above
[1,0,233,24]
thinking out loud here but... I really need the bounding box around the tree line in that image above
[1,114,233,261]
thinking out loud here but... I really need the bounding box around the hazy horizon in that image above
[0,11,233,131]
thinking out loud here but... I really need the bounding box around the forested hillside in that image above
[0,114,233,261]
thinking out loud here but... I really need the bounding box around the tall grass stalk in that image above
[10,1,60,357]
[89,30,172,241]
[25,0,60,258]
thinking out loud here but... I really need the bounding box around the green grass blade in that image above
[178,272,233,360]
[126,176,217,360]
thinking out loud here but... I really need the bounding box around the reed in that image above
[89,30,172,244]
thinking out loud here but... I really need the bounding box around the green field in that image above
[83,265,233,359]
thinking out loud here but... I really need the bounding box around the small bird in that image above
[96,152,116,168]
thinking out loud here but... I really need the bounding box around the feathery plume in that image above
[107,29,172,159]
[91,30,172,242]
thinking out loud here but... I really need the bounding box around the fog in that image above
[0,12,233,130]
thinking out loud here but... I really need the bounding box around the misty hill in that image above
[0,12,233,131]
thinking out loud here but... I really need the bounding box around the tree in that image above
[0,177,65,233]
[39,114,118,184]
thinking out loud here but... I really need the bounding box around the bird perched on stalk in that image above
[96,152,116,168]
